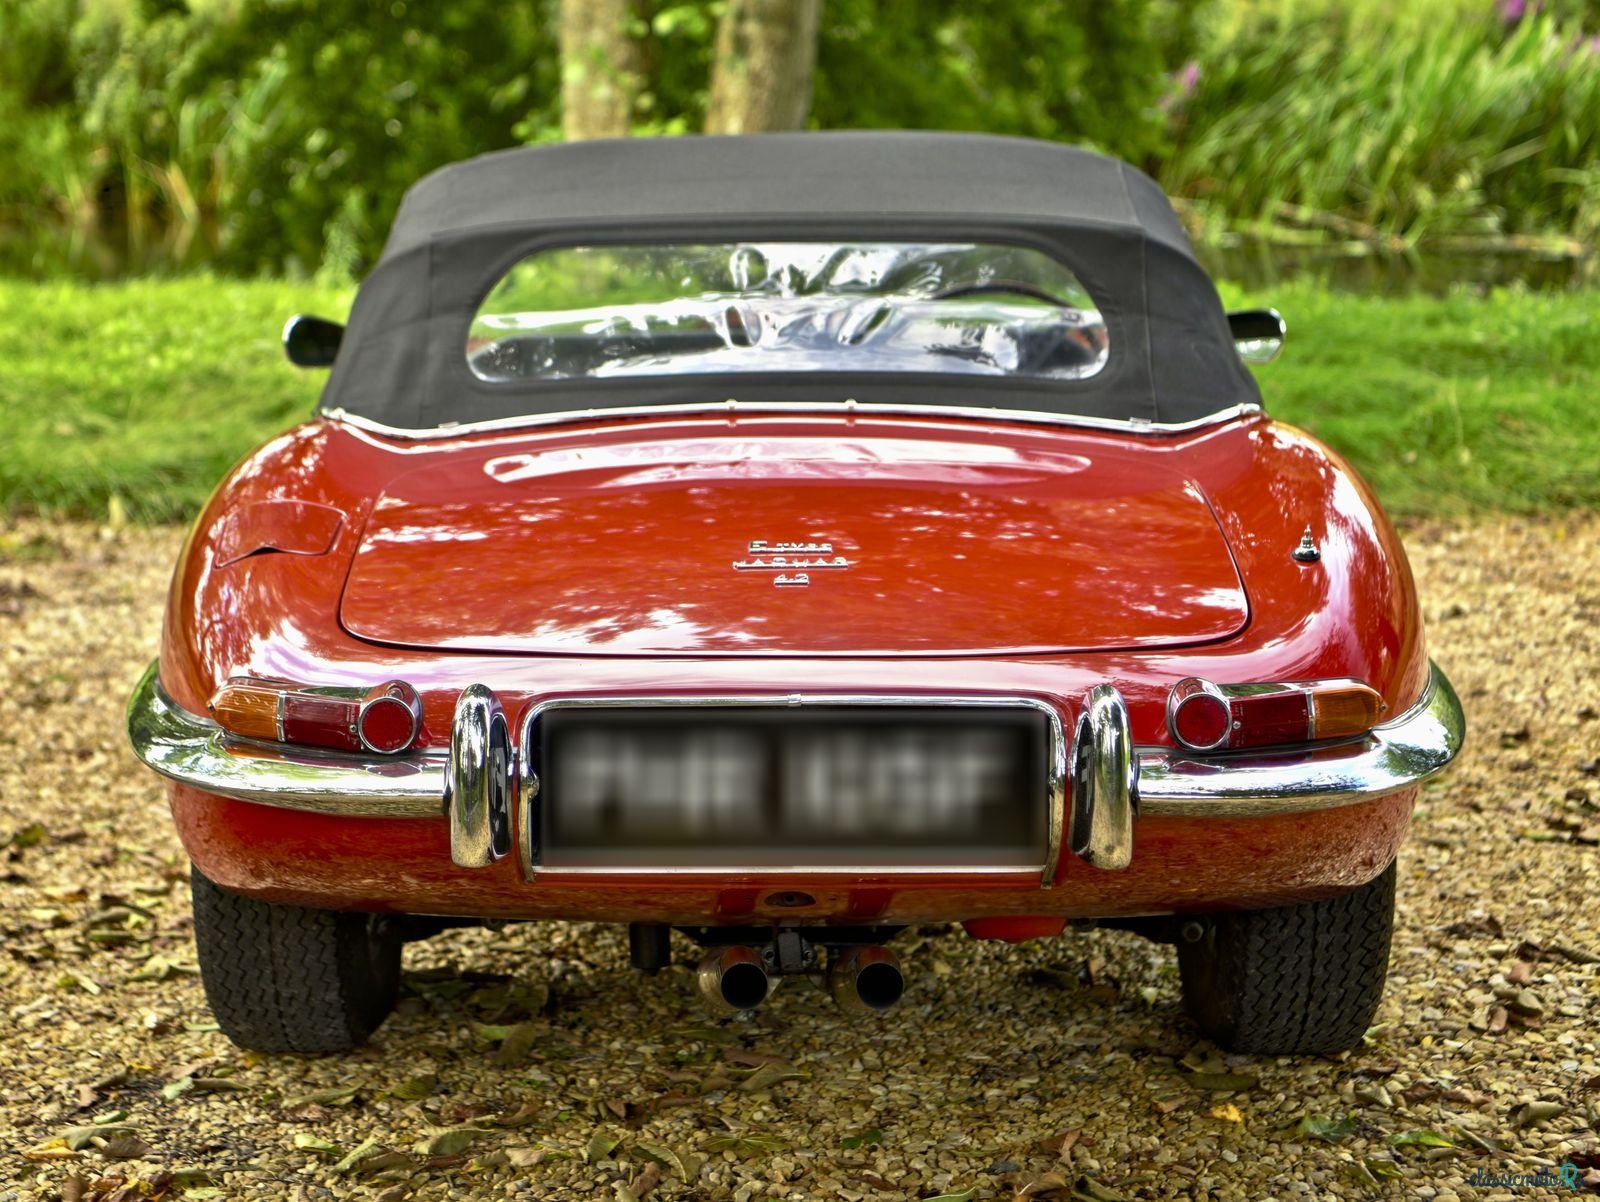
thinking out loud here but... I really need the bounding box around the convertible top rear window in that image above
[467,242,1109,384]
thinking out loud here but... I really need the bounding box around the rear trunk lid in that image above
[339,429,1248,656]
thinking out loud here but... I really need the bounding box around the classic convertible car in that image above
[128,133,1463,1055]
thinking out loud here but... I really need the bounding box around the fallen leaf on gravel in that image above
[1183,1073,1257,1092]
[738,1062,808,1092]
[506,1147,547,1168]
[1037,1129,1079,1156]
[416,1126,486,1157]
[1070,1178,1124,1202]
[1296,1115,1357,1142]
[1486,1006,1509,1034]
[1364,1157,1403,1180]
[924,1190,977,1202]
[839,1129,884,1150]
[492,1021,541,1066]
[59,1124,135,1151]
[1028,968,1076,990]
[60,1175,87,1202]
[356,1150,416,1176]
[20,1141,79,1162]
[6,822,47,849]
[127,957,194,982]
[629,1160,662,1197]
[1507,959,1534,984]
[722,1048,793,1068]
[1010,1172,1070,1198]
[293,1133,340,1156]
[389,1074,438,1101]
[635,1142,702,1179]
[74,1084,99,1110]
[1443,915,1503,939]
[1389,1129,1456,1148]
[1353,1084,1392,1108]
[494,1100,542,1127]
[1208,1103,1243,1123]
[97,1135,153,1159]
[161,1077,193,1100]
[704,1132,785,1157]
[1441,1087,1492,1107]
[283,1084,360,1109]
[332,1136,385,1174]
[1513,1100,1565,1126]
[671,1026,738,1045]
[585,1129,622,1164]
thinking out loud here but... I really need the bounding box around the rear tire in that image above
[190,865,401,1053]
[1178,860,1395,1055]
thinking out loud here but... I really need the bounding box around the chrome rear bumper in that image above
[127,661,1464,872]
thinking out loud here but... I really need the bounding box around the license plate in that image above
[532,705,1049,869]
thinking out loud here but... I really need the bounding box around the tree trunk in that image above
[704,0,822,135]
[559,0,642,141]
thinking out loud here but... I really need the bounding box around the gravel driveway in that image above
[2,516,1597,1202]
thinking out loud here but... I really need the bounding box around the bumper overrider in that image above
[127,662,1465,884]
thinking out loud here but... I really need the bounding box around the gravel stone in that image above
[2,514,1598,1200]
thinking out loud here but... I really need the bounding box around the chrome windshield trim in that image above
[515,692,1068,883]
[126,662,445,818]
[1136,662,1464,818]
[322,400,1260,444]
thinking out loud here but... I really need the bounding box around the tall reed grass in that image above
[1163,5,1600,250]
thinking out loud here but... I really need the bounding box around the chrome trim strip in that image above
[445,684,515,866]
[1136,662,1464,818]
[126,662,445,818]
[323,400,1261,444]
[1068,685,1137,870]
[127,660,1464,835]
[515,693,1068,883]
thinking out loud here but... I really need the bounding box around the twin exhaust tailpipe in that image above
[696,943,904,1014]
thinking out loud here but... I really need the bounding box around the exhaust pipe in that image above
[828,945,904,1014]
[697,945,774,1013]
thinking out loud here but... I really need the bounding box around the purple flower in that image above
[1499,0,1526,23]
[1176,60,1201,97]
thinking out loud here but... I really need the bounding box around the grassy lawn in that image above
[1,277,1595,522]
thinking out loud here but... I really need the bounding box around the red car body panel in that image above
[338,432,1249,656]
[154,408,1425,926]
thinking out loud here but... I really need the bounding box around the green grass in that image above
[1229,279,1600,515]
[0,277,351,522]
[1,277,1596,523]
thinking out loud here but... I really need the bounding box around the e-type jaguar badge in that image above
[734,540,852,588]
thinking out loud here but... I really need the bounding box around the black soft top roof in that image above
[321,132,1259,431]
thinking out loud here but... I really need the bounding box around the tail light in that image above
[1168,677,1385,752]
[210,677,422,755]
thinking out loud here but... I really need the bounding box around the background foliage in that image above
[5,0,1597,279]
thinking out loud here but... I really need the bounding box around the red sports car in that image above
[128,133,1463,1055]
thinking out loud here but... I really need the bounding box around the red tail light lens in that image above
[1168,677,1385,752]
[210,678,422,755]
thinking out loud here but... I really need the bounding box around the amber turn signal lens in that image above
[1310,684,1385,741]
[208,679,281,742]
